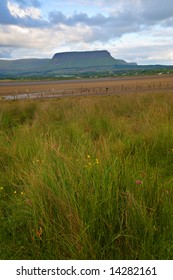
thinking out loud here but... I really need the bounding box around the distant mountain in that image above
[51,50,135,68]
[0,50,137,75]
[4,50,172,79]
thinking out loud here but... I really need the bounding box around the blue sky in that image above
[0,0,173,64]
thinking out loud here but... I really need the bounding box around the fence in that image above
[3,80,173,101]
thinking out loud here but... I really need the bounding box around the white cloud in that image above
[108,29,173,65]
[0,23,95,58]
[7,1,41,19]
[0,20,173,65]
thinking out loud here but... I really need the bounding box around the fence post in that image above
[15,89,18,100]
[26,89,29,99]
[52,88,55,96]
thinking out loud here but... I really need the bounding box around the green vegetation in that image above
[0,92,173,259]
[0,66,173,80]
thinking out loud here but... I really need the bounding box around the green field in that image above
[0,92,173,260]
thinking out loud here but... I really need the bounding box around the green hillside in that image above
[0,59,49,71]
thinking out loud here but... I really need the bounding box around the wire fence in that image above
[2,80,173,101]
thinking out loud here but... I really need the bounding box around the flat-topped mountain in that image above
[52,50,134,68]
[0,50,139,78]
[0,50,138,78]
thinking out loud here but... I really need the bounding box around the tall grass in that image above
[0,92,173,259]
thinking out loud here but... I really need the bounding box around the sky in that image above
[0,0,173,65]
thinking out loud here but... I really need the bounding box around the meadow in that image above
[0,91,173,260]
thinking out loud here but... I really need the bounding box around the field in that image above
[0,75,173,100]
[0,77,173,260]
